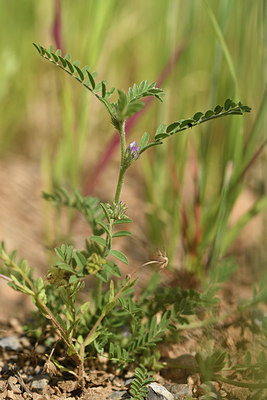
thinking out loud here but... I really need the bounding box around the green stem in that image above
[161,361,267,389]
[208,164,232,269]
[0,253,80,365]
[78,276,132,381]
[96,278,103,309]
[214,374,267,389]
[114,121,127,203]
[176,296,259,331]
[103,121,127,257]
[115,166,126,204]
[176,310,234,331]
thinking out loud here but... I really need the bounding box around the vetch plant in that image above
[1,43,260,392]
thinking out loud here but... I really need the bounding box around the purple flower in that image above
[127,141,141,161]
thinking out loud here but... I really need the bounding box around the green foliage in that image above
[129,365,154,400]
[33,43,164,129]
[42,187,105,235]
[196,350,226,382]
[110,81,165,123]
[194,347,267,396]
[127,312,171,355]
[200,257,238,305]
[152,100,250,141]
[129,98,251,157]
[33,43,250,161]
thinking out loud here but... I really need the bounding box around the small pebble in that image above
[7,376,18,385]
[161,354,198,382]
[148,382,174,400]
[0,380,5,391]
[164,383,192,399]
[30,375,49,393]
[35,344,46,354]
[124,378,134,387]
[0,336,22,351]
[7,376,21,394]
[9,317,23,333]
[106,390,130,399]
[20,336,31,348]
[6,389,19,399]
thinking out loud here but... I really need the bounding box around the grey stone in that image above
[0,336,22,351]
[124,378,134,387]
[106,390,131,399]
[29,375,49,393]
[164,383,193,399]
[161,354,198,382]
[148,382,174,400]
[7,376,21,394]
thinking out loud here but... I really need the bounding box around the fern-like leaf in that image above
[127,311,171,356]
[128,80,165,103]
[162,100,251,137]
[34,44,166,125]
[33,43,114,116]
[129,364,154,400]
[139,100,251,154]
[42,188,104,235]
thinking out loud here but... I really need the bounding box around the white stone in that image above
[148,382,174,400]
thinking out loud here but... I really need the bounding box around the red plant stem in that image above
[53,0,63,51]
[190,144,202,254]
[0,273,12,282]
[181,202,189,251]
[238,139,267,183]
[193,202,202,252]
[83,42,186,195]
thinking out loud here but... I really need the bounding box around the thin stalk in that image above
[114,121,127,203]
[235,139,267,185]
[52,0,63,51]
[176,310,233,331]
[191,145,202,255]
[96,277,103,309]
[103,218,113,258]
[78,121,130,381]
[242,87,267,168]
[204,0,239,98]
[82,42,185,196]
[159,365,267,389]
[0,273,12,282]
[222,194,267,254]
[207,161,233,270]
[78,275,134,381]
[0,254,79,363]
[78,260,164,381]
[176,293,261,332]
[114,166,126,204]
[214,375,267,389]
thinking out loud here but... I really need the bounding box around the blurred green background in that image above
[0,0,266,273]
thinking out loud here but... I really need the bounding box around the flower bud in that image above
[124,141,141,167]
